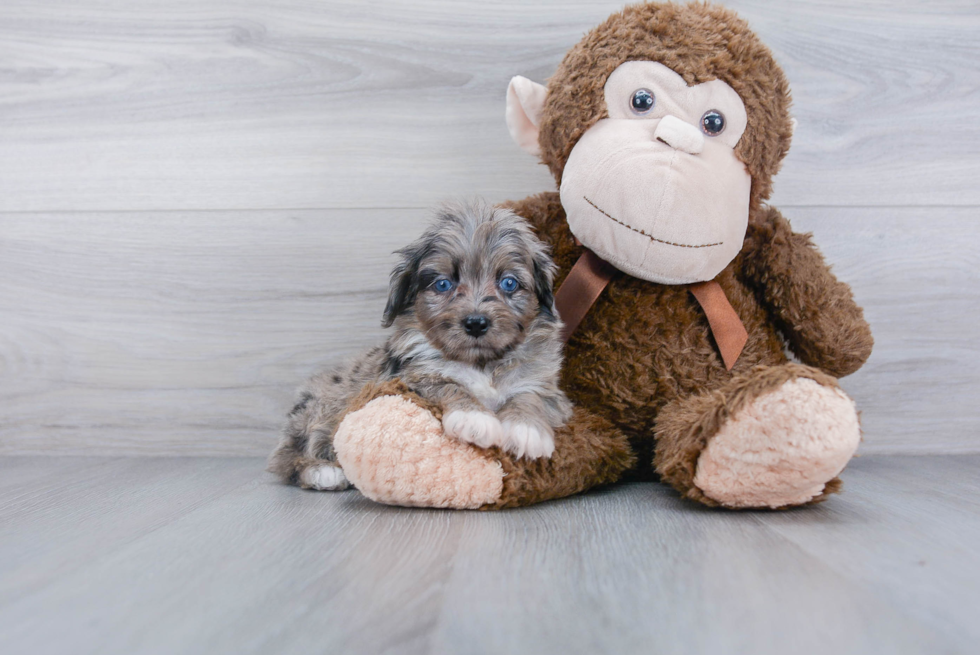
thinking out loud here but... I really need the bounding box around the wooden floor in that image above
[1,455,977,655]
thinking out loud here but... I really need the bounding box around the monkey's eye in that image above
[630,88,655,115]
[701,110,726,135]
[433,278,454,293]
[498,276,519,294]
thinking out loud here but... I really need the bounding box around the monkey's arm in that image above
[739,206,873,377]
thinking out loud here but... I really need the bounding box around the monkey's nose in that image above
[654,115,704,155]
[463,315,490,337]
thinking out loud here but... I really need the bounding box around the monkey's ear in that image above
[506,76,547,156]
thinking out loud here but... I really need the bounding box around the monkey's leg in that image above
[653,363,860,509]
[333,380,635,509]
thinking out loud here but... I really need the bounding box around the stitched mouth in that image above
[584,197,722,249]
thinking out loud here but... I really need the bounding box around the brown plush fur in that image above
[500,189,871,501]
[490,2,873,506]
[487,407,636,509]
[347,379,443,420]
[338,2,873,509]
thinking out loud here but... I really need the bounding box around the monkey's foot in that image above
[333,380,635,510]
[334,394,505,509]
[656,364,861,509]
[696,376,860,508]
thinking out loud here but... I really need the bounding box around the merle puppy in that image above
[269,201,572,490]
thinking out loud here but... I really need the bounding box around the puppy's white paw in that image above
[299,464,350,491]
[501,421,555,460]
[443,410,504,449]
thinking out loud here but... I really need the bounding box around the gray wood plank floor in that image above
[1,454,977,655]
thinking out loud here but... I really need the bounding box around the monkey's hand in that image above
[741,206,873,377]
[333,381,505,509]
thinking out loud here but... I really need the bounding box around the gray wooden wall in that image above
[2,0,978,456]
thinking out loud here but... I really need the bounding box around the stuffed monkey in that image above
[331,2,874,510]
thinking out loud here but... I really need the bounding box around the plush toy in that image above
[331,1,873,510]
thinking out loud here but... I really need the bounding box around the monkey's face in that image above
[559,62,751,285]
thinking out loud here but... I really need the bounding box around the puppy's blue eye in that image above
[433,278,453,293]
[498,276,519,293]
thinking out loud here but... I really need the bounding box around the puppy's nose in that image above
[463,314,490,337]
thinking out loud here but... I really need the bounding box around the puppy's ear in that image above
[531,246,557,319]
[382,241,426,327]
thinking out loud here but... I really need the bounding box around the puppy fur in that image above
[269,200,572,490]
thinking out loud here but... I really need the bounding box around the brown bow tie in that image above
[553,249,747,371]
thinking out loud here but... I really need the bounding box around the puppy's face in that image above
[383,203,557,365]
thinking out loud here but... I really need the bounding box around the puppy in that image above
[269,200,572,490]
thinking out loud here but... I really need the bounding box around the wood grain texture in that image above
[0,455,977,654]
[1,0,977,455]
[0,457,259,605]
[790,207,980,453]
[2,207,977,455]
[0,208,428,455]
[0,0,977,211]
[756,455,980,654]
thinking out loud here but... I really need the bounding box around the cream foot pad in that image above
[334,395,504,509]
[693,378,861,509]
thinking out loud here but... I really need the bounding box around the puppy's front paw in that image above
[443,410,504,449]
[501,421,555,460]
